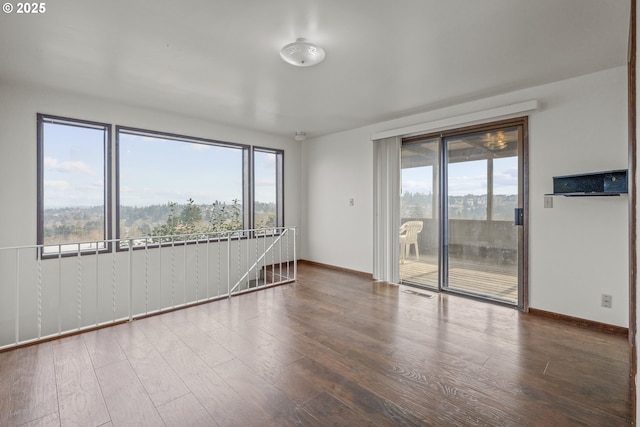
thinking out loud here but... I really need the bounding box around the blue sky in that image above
[402,157,518,197]
[119,134,244,207]
[43,123,105,208]
[44,124,277,208]
[45,121,515,209]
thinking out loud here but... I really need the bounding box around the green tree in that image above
[208,199,242,232]
[150,201,180,241]
[149,198,243,242]
[179,198,202,227]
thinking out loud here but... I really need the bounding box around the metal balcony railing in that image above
[0,227,297,350]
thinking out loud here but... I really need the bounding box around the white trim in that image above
[370,100,539,141]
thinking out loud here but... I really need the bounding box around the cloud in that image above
[44,157,96,176]
[255,178,275,187]
[191,144,212,151]
[448,174,487,196]
[402,180,431,194]
[492,167,518,195]
[120,134,161,144]
[119,184,243,205]
[258,152,276,166]
[44,180,71,191]
[78,181,104,192]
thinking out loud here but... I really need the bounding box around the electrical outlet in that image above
[544,195,553,208]
[349,198,354,206]
[601,294,612,308]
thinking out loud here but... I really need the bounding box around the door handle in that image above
[514,208,524,226]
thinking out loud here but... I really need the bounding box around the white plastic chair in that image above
[400,221,423,262]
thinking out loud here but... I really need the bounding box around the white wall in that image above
[0,81,302,247]
[301,127,373,272]
[303,66,629,327]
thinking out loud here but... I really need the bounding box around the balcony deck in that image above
[400,254,518,303]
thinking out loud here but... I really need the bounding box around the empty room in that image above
[0,0,638,426]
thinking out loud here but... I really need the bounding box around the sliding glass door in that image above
[400,119,526,307]
[444,127,522,304]
[400,138,440,287]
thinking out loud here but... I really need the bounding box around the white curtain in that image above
[373,136,401,283]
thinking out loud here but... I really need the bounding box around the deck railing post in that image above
[183,237,187,307]
[158,239,163,312]
[144,239,149,315]
[128,239,133,322]
[227,232,231,298]
[293,228,297,280]
[77,243,82,329]
[95,243,99,327]
[37,248,43,339]
[58,244,62,334]
[15,248,20,345]
[171,237,176,308]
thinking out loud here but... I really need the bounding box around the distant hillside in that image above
[43,201,276,244]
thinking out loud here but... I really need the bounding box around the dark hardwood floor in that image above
[0,263,632,426]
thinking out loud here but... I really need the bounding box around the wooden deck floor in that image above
[400,255,518,303]
[0,263,631,426]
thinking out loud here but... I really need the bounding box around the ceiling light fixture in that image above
[294,131,307,141]
[483,139,507,150]
[280,38,325,67]
[483,132,508,150]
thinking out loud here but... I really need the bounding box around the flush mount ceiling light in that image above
[280,38,325,67]
[294,131,307,141]
[482,131,509,150]
[483,139,508,150]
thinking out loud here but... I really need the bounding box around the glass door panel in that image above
[400,138,440,288]
[444,128,521,304]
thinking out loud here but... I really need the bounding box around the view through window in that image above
[38,115,109,253]
[37,115,285,255]
[401,165,434,219]
[492,156,518,221]
[118,129,247,245]
[447,159,488,220]
[254,149,283,231]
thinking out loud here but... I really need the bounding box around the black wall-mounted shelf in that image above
[547,169,628,197]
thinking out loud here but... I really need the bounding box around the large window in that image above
[253,148,284,230]
[37,115,285,255]
[37,114,110,254]
[117,128,249,245]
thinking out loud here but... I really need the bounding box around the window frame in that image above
[115,126,252,250]
[36,113,112,258]
[36,116,286,256]
[251,146,285,235]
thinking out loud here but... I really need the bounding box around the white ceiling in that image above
[0,0,630,139]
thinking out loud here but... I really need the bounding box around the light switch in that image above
[544,195,553,209]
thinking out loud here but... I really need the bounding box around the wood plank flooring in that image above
[400,255,518,303]
[0,263,631,426]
